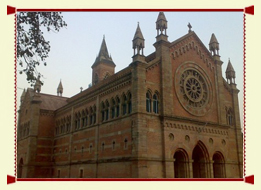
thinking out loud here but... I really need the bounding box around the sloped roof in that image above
[39,93,68,111]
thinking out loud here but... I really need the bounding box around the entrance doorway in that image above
[192,141,209,178]
[174,149,188,178]
[213,152,226,178]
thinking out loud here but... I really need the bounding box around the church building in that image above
[17,12,243,178]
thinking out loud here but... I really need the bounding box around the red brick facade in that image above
[17,12,243,178]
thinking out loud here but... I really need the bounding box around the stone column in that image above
[209,160,214,178]
[188,159,194,178]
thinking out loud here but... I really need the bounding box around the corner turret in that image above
[226,59,236,84]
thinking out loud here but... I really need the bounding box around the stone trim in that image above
[165,121,228,136]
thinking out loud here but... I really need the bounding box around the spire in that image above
[209,33,220,56]
[57,80,63,96]
[20,88,26,103]
[156,12,168,36]
[92,37,115,68]
[132,22,145,56]
[226,59,236,84]
[34,75,41,93]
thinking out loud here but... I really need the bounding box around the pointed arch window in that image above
[105,101,109,121]
[93,105,97,124]
[101,101,105,122]
[111,98,116,119]
[127,93,132,114]
[146,91,152,112]
[116,97,120,117]
[153,93,159,114]
[89,107,94,125]
[122,94,127,115]
[81,111,86,128]
[226,107,233,126]
[85,109,88,127]
[75,113,81,130]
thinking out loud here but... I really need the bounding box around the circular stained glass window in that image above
[175,62,212,116]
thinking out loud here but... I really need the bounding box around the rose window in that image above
[175,63,212,116]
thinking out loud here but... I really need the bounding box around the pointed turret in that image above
[209,33,220,56]
[20,89,26,103]
[155,12,168,42]
[226,59,236,84]
[92,36,115,68]
[92,36,116,85]
[34,75,41,93]
[156,12,167,36]
[133,22,145,56]
[57,80,63,96]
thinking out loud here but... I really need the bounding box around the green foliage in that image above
[17,12,67,85]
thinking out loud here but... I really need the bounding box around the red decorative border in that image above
[243,13,246,178]
[7,5,254,15]
[14,12,17,179]
[7,5,254,185]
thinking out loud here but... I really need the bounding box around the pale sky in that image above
[17,11,243,124]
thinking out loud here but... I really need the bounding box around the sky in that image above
[17,11,244,123]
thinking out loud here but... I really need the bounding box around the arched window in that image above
[226,107,233,126]
[85,109,88,127]
[111,98,116,119]
[127,93,132,114]
[122,94,127,115]
[105,100,109,121]
[146,91,152,112]
[89,107,93,125]
[75,113,80,130]
[101,101,105,121]
[116,97,120,117]
[93,105,97,124]
[66,116,71,132]
[153,93,159,114]
[81,110,85,128]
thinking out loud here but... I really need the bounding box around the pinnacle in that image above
[156,12,167,22]
[209,33,219,44]
[133,22,144,40]
[226,59,235,72]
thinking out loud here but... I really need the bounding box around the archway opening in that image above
[192,142,209,178]
[213,152,225,178]
[17,158,23,178]
[174,149,187,178]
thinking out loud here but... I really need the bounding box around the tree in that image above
[17,12,67,85]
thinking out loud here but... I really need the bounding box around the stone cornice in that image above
[165,120,229,136]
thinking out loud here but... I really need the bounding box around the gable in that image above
[169,32,219,122]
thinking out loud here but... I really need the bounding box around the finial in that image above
[80,87,83,92]
[188,22,192,33]
[103,35,105,39]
